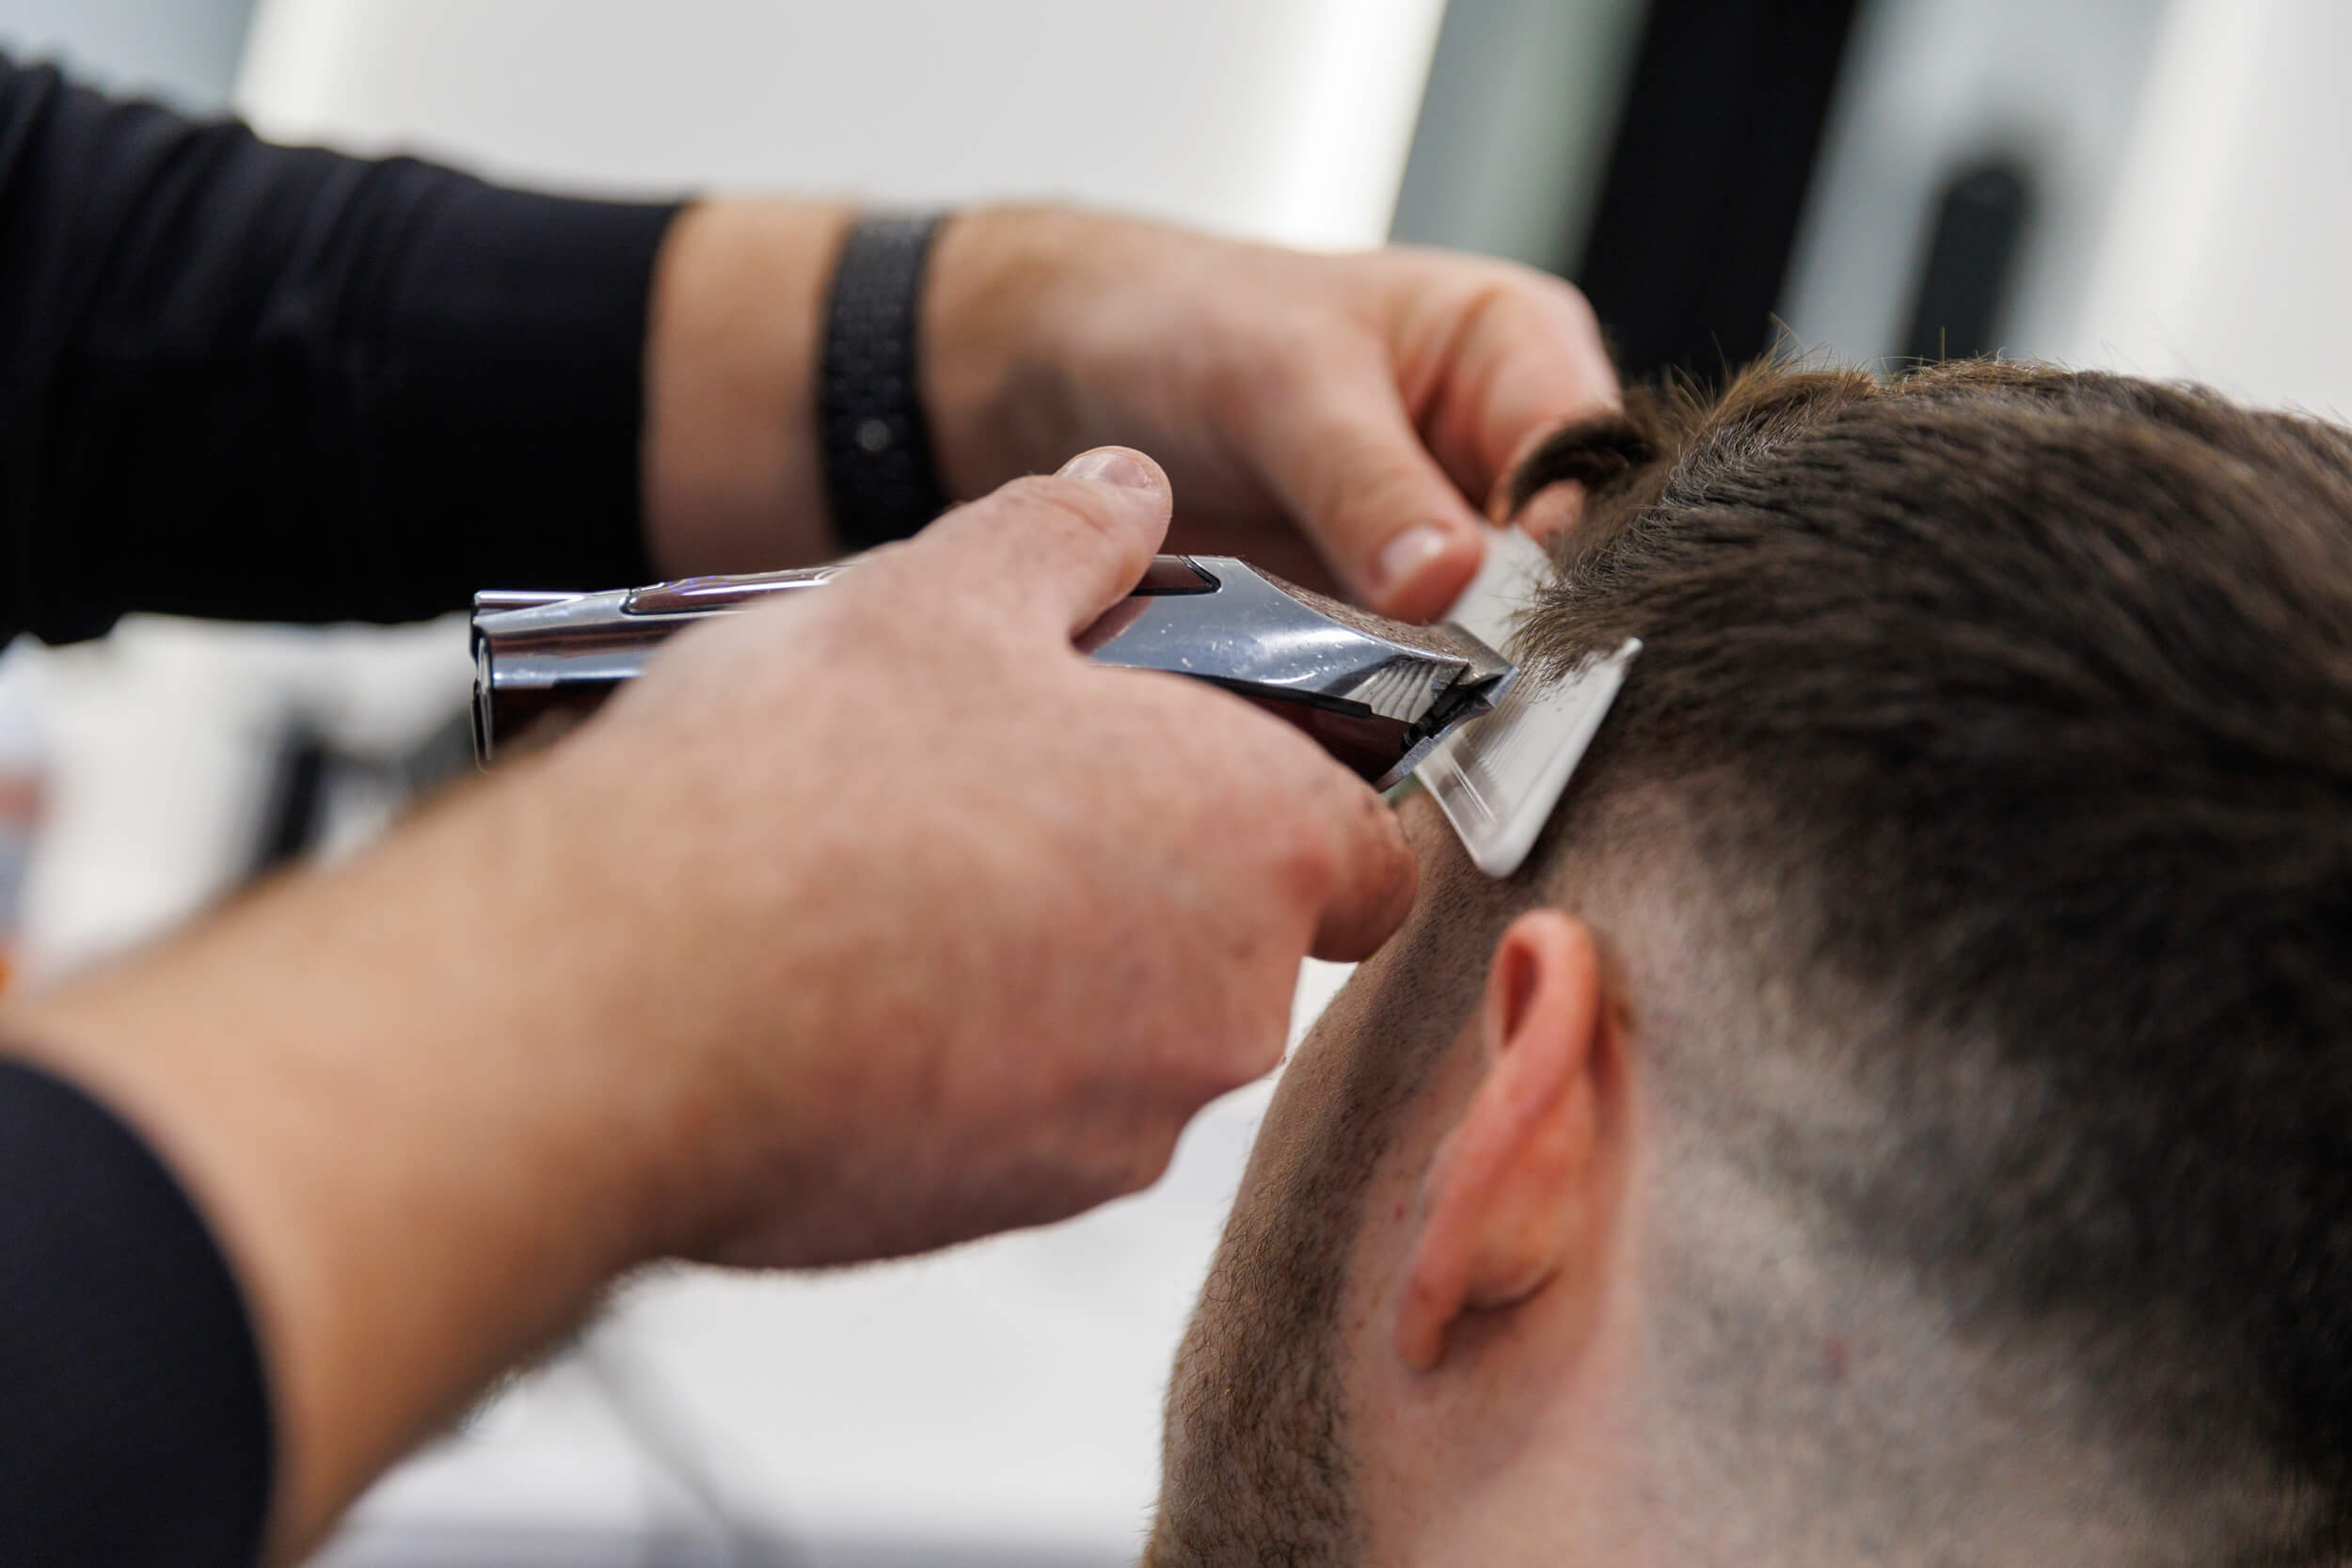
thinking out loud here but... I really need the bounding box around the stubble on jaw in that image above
[1144,1190,1359,1568]
[1145,989,1378,1567]
[1145,851,1511,1567]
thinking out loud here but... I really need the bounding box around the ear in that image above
[1393,909,1607,1371]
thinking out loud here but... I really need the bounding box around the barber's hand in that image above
[577,444,1419,1265]
[6,447,1413,1556]
[924,209,1618,621]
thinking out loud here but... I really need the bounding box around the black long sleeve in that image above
[0,58,682,641]
[0,1059,271,1566]
[0,61,699,1567]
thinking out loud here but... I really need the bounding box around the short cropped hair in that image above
[1507,361,2352,1557]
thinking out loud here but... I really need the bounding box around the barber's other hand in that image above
[924,209,1618,621]
[563,445,1416,1265]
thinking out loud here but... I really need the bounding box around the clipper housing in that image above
[469,556,1518,792]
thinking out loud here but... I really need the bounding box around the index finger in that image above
[1401,261,1619,523]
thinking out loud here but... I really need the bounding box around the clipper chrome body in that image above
[470,556,1517,790]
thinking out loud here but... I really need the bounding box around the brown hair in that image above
[1508,360,2352,1554]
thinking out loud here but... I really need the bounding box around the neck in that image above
[1353,1128,1661,1568]
[1366,1158,2205,1568]
[1625,1149,2203,1568]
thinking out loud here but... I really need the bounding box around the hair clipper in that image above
[470,556,1518,790]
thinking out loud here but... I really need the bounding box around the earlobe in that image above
[1393,910,1606,1371]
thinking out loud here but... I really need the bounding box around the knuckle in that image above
[1127,1129,1182,1192]
[1450,262,1602,348]
[1263,796,1346,907]
[809,578,923,655]
[1088,1132,1180,1208]
[1555,277,1603,335]
[994,474,1131,548]
[1359,457,1438,516]
[1300,454,1413,547]
[1206,328,1317,419]
[1459,274,1560,353]
[1213,1010,1292,1090]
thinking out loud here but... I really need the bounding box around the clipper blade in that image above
[1415,637,1641,879]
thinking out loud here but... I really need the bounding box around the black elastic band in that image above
[818,213,953,553]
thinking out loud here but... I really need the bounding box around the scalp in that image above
[1491,358,2352,1559]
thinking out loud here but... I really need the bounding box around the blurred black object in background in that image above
[1571,0,1865,381]
[1393,0,2162,388]
[244,705,476,881]
[1902,159,2034,362]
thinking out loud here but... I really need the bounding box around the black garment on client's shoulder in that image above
[0,57,684,1565]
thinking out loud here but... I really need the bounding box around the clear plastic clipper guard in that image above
[1413,529,1642,879]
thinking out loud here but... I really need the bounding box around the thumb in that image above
[864,447,1173,639]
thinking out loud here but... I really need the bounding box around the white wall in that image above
[2057,0,2352,415]
[238,0,1446,249]
[1775,0,2168,366]
[0,0,253,109]
[1388,0,1646,273]
[1780,0,2352,417]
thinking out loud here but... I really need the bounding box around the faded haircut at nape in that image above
[1496,359,2352,1562]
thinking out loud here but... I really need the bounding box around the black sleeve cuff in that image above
[0,1058,271,1567]
[0,59,682,638]
[357,179,681,610]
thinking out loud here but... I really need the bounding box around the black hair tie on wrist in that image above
[818,212,953,553]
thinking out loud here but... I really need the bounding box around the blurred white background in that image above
[234,0,1446,251]
[3,0,2349,1561]
[0,0,251,108]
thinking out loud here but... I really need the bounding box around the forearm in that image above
[640,198,853,575]
[638,203,1146,578]
[2,757,696,1561]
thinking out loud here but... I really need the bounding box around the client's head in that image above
[1147,360,2352,1568]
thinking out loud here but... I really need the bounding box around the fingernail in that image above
[1374,524,1451,594]
[1057,446,1159,490]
